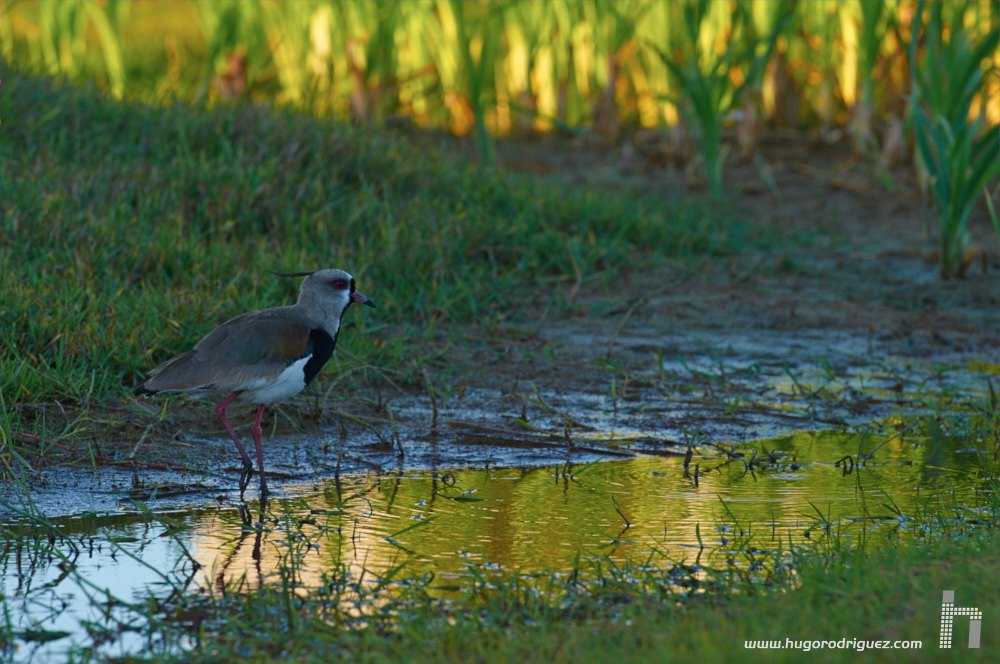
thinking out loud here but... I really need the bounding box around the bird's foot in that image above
[238,458,254,499]
[258,473,270,508]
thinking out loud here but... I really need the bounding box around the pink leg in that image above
[214,391,253,497]
[251,404,269,499]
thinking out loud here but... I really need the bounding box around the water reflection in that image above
[2,428,993,661]
[189,429,989,589]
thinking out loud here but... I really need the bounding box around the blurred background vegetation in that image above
[1,0,999,275]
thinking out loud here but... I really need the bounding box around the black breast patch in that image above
[302,328,336,385]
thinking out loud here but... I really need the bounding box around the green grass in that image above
[0,68,753,438]
[910,0,1000,278]
[174,536,1000,663]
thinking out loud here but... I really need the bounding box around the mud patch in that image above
[4,327,996,516]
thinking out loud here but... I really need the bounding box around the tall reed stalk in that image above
[910,0,1000,277]
[648,0,788,196]
[436,0,498,165]
[35,0,126,97]
[848,0,888,151]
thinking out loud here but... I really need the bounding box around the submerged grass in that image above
[1,392,997,660]
[0,68,753,444]
[3,468,1000,662]
[179,536,1000,663]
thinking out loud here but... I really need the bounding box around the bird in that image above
[133,268,375,500]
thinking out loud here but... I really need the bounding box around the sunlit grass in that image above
[3,1,998,267]
[3,2,998,170]
[647,0,787,196]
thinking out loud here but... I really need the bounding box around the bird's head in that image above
[278,268,376,323]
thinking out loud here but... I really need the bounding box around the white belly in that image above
[240,356,309,404]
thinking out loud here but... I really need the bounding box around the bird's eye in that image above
[332,279,349,290]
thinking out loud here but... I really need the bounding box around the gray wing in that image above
[136,309,313,394]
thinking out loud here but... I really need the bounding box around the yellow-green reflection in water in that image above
[5,427,995,661]
[189,429,991,589]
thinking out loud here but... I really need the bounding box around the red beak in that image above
[351,291,376,308]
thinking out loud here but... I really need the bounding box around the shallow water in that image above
[186,431,991,583]
[3,337,998,660]
[3,426,996,661]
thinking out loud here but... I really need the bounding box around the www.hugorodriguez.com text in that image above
[745,638,922,652]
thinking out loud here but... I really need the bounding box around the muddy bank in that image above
[4,324,995,518]
[6,133,999,518]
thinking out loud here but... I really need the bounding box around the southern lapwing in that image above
[133,269,375,499]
